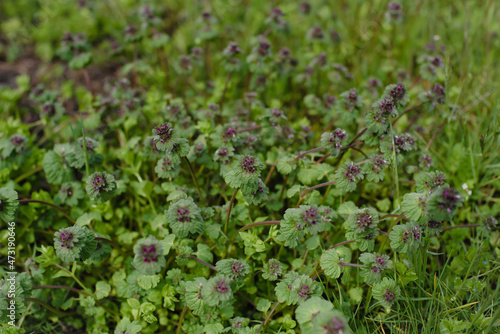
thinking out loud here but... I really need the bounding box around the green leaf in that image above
[69,52,92,70]
[161,284,179,311]
[160,234,176,255]
[95,281,111,300]
[295,296,333,333]
[239,231,266,256]
[276,155,296,175]
[305,235,321,250]
[376,198,391,212]
[34,245,57,267]
[348,287,363,304]
[297,167,323,185]
[202,323,224,334]
[75,212,102,226]
[320,246,352,279]
[256,298,272,312]
[136,274,161,290]
[286,184,302,198]
[337,201,358,216]
[195,243,213,264]
[401,192,428,223]
[395,262,418,286]
[127,298,141,310]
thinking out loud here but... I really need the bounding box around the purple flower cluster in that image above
[58,231,74,249]
[357,213,373,231]
[240,155,258,174]
[328,129,347,148]
[153,123,174,144]
[91,173,107,192]
[384,288,396,302]
[302,207,319,227]
[393,133,416,153]
[371,155,388,174]
[141,244,158,263]
[389,84,406,103]
[344,163,362,182]
[176,207,191,223]
[439,188,462,213]
[402,224,421,244]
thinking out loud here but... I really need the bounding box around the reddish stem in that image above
[294,146,324,162]
[229,221,281,243]
[442,224,481,231]
[189,255,217,271]
[300,181,337,198]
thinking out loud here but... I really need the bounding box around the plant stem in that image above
[14,165,43,183]
[82,68,94,100]
[224,188,239,234]
[340,262,363,268]
[94,237,119,248]
[183,156,204,202]
[24,297,68,316]
[381,213,409,220]
[18,200,75,224]
[327,239,356,250]
[294,146,324,162]
[314,116,340,145]
[53,263,93,296]
[378,229,389,236]
[219,72,232,122]
[229,221,280,243]
[442,224,481,231]
[189,255,217,271]
[264,160,277,185]
[176,305,188,334]
[300,180,336,199]
[331,128,368,167]
[278,175,288,202]
[257,301,280,334]
[392,102,424,125]
[80,113,91,177]
[238,124,262,133]
[31,285,89,297]
[389,121,400,209]
[314,141,364,165]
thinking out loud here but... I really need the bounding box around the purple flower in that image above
[484,216,498,230]
[224,42,242,57]
[308,26,324,40]
[240,155,258,174]
[299,2,311,14]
